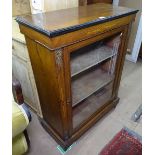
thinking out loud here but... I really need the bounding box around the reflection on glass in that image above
[70,33,121,129]
[72,61,114,106]
[73,82,113,128]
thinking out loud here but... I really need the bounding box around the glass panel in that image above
[71,44,114,77]
[70,33,121,129]
[73,82,113,128]
[72,61,114,106]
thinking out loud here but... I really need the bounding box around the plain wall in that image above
[12,0,31,16]
[29,0,78,13]
[119,0,142,53]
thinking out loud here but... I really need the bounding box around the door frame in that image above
[113,0,142,63]
[126,15,142,63]
[113,0,119,6]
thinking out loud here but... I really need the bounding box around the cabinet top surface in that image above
[16,3,138,37]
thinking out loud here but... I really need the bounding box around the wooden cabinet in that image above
[16,3,138,150]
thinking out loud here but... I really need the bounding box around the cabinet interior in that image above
[70,33,121,129]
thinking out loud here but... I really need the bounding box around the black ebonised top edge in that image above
[16,10,138,38]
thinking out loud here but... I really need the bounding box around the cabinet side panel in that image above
[25,37,64,137]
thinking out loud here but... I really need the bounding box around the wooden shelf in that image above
[73,82,113,128]
[72,67,114,107]
[71,44,114,77]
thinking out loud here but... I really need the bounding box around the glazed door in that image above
[68,32,122,130]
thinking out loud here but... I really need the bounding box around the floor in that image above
[27,60,142,155]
